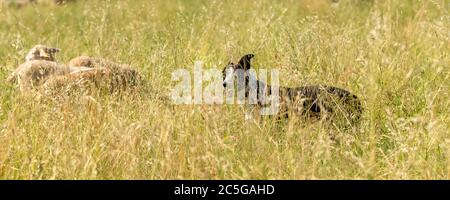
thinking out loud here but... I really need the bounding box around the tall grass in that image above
[0,0,449,179]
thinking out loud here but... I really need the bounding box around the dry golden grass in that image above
[0,0,449,179]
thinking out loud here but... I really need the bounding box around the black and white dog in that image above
[222,54,362,125]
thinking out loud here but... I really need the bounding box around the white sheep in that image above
[7,44,93,91]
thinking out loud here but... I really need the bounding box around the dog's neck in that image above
[239,72,279,106]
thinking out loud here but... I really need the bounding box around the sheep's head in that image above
[68,56,96,68]
[25,45,60,62]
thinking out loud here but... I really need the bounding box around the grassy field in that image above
[0,0,449,179]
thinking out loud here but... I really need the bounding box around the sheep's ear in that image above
[49,47,61,53]
[237,54,255,70]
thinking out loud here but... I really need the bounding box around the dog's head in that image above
[222,54,254,87]
[25,45,61,62]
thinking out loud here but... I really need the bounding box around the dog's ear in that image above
[237,54,254,70]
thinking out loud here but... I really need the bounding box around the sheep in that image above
[42,67,111,95]
[43,65,142,95]
[68,56,142,89]
[7,45,93,91]
[40,56,142,94]
[7,45,141,94]
[68,56,133,71]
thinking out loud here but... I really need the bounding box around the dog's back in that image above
[283,85,362,124]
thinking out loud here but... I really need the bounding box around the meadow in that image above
[0,0,449,179]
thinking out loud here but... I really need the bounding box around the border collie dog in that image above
[222,54,362,125]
